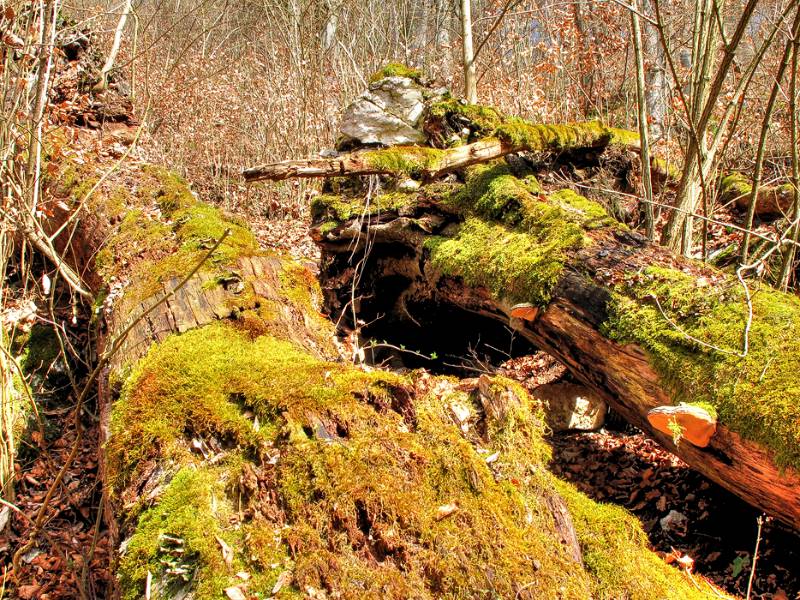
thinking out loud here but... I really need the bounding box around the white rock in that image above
[533,382,607,432]
[339,76,426,146]
[397,178,420,192]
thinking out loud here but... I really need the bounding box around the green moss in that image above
[172,204,258,262]
[496,119,613,151]
[549,189,616,229]
[143,166,197,214]
[720,172,752,201]
[447,162,537,224]
[556,481,709,600]
[363,146,443,178]
[311,190,421,223]
[652,157,680,180]
[118,467,246,600]
[19,324,60,376]
[426,215,582,306]
[112,321,715,599]
[428,166,613,307]
[368,62,423,83]
[427,98,505,137]
[605,266,800,470]
[94,209,174,281]
[608,127,640,146]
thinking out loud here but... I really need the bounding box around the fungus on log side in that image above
[48,152,719,599]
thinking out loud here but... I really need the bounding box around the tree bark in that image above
[631,1,655,240]
[459,0,477,102]
[642,0,667,141]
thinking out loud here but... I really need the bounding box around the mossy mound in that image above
[605,266,800,470]
[110,322,712,600]
[62,163,259,306]
[425,162,614,307]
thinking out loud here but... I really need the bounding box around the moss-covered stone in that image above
[604,266,800,470]
[719,172,752,201]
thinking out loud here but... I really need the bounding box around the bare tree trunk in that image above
[321,0,340,53]
[100,0,134,89]
[642,0,667,141]
[435,0,455,85]
[631,1,655,240]
[460,0,477,102]
[741,5,800,263]
[573,0,594,115]
[779,34,800,289]
[660,0,764,252]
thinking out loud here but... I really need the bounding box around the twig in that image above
[746,514,766,599]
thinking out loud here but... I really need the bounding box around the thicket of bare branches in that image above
[59,1,798,270]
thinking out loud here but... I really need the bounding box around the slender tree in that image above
[460,0,477,102]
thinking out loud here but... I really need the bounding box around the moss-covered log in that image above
[720,172,796,218]
[311,150,800,531]
[51,143,724,598]
[244,113,638,184]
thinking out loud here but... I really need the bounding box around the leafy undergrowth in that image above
[550,430,800,599]
[1,297,112,599]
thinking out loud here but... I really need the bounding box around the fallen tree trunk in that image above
[47,151,719,599]
[309,154,800,531]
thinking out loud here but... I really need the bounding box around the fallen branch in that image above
[244,122,637,183]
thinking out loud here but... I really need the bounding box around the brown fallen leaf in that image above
[216,535,234,568]
[17,585,42,600]
[272,570,293,595]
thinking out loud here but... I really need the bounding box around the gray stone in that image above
[533,382,607,432]
[339,76,426,146]
[397,178,420,192]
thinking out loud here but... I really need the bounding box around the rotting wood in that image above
[312,192,800,531]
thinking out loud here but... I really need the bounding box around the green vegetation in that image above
[556,480,708,600]
[427,98,505,139]
[311,190,421,223]
[426,98,638,152]
[425,162,612,307]
[605,266,800,470]
[363,146,443,178]
[61,162,261,307]
[368,62,423,83]
[719,172,752,201]
[111,321,710,599]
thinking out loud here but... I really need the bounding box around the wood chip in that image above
[436,503,459,520]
